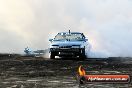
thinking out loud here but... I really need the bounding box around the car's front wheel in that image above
[79,48,86,60]
[50,52,55,59]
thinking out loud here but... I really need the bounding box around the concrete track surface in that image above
[0,55,132,88]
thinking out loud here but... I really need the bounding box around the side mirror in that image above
[85,39,88,41]
[49,39,53,42]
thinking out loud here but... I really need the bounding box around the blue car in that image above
[49,31,91,59]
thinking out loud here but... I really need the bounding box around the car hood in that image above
[51,40,85,46]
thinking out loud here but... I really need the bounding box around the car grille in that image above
[50,48,80,52]
[59,46,72,48]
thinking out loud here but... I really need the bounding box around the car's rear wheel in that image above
[50,52,55,59]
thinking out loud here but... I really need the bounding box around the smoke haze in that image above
[0,0,132,57]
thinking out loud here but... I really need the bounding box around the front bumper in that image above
[50,48,81,52]
[50,48,84,56]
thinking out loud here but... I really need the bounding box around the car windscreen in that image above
[54,33,85,41]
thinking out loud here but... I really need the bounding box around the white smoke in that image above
[0,0,132,57]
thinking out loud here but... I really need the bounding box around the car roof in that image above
[58,32,82,34]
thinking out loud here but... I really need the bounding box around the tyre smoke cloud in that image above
[0,0,132,57]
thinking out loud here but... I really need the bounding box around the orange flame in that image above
[78,65,86,76]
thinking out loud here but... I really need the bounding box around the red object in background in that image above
[78,66,130,84]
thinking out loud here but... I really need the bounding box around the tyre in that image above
[50,52,55,59]
[79,48,86,60]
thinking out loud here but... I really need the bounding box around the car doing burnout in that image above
[49,30,91,59]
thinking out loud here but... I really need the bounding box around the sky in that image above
[0,0,132,57]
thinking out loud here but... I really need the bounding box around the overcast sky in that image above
[0,0,132,57]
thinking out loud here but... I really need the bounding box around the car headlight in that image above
[72,45,80,48]
[51,45,59,48]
